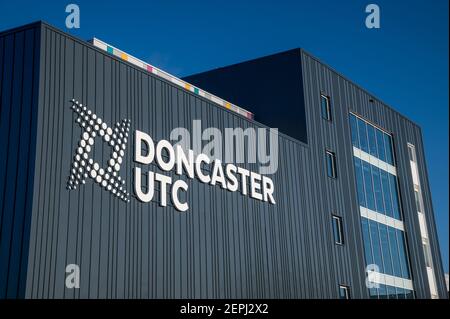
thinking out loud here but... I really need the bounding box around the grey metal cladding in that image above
[0,21,443,299]
[22,23,363,299]
[298,50,447,298]
[0,23,41,299]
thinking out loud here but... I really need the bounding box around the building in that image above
[0,21,447,299]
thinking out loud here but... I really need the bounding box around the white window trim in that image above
[353,146,396,176]
[360,206,404,231]
[339,285,351,299]
[326,150,337,178]
[332,215,344,245]
[321,94,331,120]
[369,271,414,291]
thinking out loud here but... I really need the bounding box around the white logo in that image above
[65,4,80,29]
[365,4,381,29]
[65,264,80,289]
[67,99,131,202]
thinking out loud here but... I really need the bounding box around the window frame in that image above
[338,285,351,299]
[332,215,344,245]
[326,150,337,179]
[320,93,332,121]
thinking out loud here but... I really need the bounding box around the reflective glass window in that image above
[339,285,350,299]
[321,94,331,121]
[376,129,386,162]
[380,171,393,218]
[387,285,397,299]
[354,158,366,207]
[361,218,373,265]
[369,287,378,299]
[367,125,378,157]
[397,230,411,279]
[379,224,393,276]
[362,161,376,211]
[384,134,394,165]
[378,284,388,299]
[389,174,401,220]
[369,221,384,273]
[326,150,337,178]
[414,189,422,213]
[396,287,406,299]
[388,227,402,277]
[350,114,359,148]
[405,289,414,299]
[332,215,344,245]
[358,119,369,153]
[372,167,385,214]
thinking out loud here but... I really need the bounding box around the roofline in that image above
[298,48,421,128]
[183,45,422,129]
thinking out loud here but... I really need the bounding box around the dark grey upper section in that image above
[0,23,40,299]
[183,49,307,143]
[0,21,446,299]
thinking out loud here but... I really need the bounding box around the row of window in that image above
[339,283,414,299]
[369,284,414,299]
[321,95,351,298]
[333,214,411,280]
[350,113,395,165]
[361,217,411,279]
[354,157,402,220]
[322,102,413,298]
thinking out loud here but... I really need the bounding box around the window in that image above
[357,118,369,153]
[350,114,359,148]
[367,125,378,157]
[414,188,422,213]
[384,134,394,165]
[332,215,344,245]
[423,242,432,267]
[339,285,351,299]
[326,150,337,178]
[408,145,415,162]
[375,129,386,162]
[320,94,331,121]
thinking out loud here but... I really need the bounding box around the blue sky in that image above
[0,0,448,272]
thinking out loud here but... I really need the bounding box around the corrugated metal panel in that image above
[0,21,442,299]
[24,23,366,299]
[0,23,41,298]
[299,51,447,299]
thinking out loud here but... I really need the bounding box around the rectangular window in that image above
[380,171,393,218]
[414,187,422,213]
[378,284,388,299]
[388,227,402,277]
[332,215,344,245]
[387,285,397,299]
[408,146,415,162]
[350,114,359,148]
[396,230,411,279]
[362,161,376,211]
[388,174,401,220]
[367,125,378,157]
[379,224,393,276]
[358,118,369,153]
[326,150,337,178]
[384,133,394,165]
[361,218,374,265]
[423,242,432,267]
[372,167,385,214]
[339,285,351,299]
[354,157,366,207]
[321,94,331,121]
[369,221,384,273]
[376,129,386,162]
